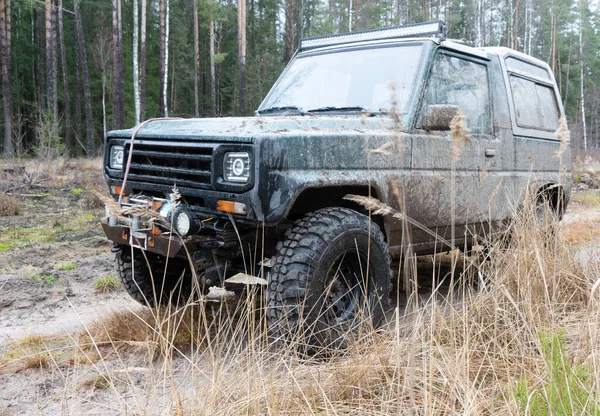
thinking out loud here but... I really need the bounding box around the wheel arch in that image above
[535,182,567,219]
[286,185,388,240]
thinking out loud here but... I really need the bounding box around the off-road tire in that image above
[115,245,191,307]
[266,207,392,352]
[535,195,560,242]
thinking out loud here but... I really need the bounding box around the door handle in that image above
[485,148,496,157]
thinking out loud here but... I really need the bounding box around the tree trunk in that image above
[0,0,12,155]
[551,10,557,73]
[140,0,147,121]
[112,0,125,129]
[238,0,246,115]
[512,0,518,50]
[74,0,94,157]
[164,0,169,116]
[209,19,216,117]
[45,0,57,121]
[73,5,82,157]
[579,12,587,149]
[564,30,573,109]
[159,0,166,117]
[58,0,71,155]
[193,0,200,117]
[133,0,140,125]
[283,0,294,63]
[36,6,46,113]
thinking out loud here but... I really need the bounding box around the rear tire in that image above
[266,208,392,352]
[115,245,191,307]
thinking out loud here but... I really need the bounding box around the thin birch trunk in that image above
[159,0,166,116]
[579,11,587,149]
[209,19,216,117]
[140,0,146,121]
[238,0,246,114]
[133,0,140,125]
[193,0,200,117]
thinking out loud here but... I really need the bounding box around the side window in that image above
[509,75,559,131]
[424,54,491,134]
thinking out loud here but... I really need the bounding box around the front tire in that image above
[115,245,192,307]
[266,208,392,351]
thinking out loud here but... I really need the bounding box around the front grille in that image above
[125,141,214,190]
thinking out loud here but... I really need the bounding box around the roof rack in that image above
[300,20,446,51]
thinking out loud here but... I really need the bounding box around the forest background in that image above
[0,0,596,157]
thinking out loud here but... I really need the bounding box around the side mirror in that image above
[420,104,459,131]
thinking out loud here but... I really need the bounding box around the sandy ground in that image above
[0,237,136,344]
[0,162,598,414]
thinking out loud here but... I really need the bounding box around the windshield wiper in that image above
[307,106,368,114]
[256,106,306,115]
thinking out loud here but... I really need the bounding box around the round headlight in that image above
[174,209,191,235]
[232,158,245,176]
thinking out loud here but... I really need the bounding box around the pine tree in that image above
[0,0,12,155]
[112,0,125,129]
[74,0,93,157]
[58,0,71,154]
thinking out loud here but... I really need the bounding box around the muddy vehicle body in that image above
[102,21,571,344]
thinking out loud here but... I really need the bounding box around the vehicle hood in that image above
[106,116,399,143]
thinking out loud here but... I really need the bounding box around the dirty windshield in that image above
[259,44,424,114]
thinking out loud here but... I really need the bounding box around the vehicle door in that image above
[408,50,506,252]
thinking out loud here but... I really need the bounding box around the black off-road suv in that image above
[102,21,571,344]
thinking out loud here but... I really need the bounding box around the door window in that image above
[423,54,491,134]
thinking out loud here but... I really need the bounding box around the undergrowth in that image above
[2,196,596,414]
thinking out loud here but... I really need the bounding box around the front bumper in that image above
[102,222,185,258]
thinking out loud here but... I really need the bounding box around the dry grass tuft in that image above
[80,374,111,390]
[20,353,50,370]
[0,192,20,216]
[78,190,105,209]
[93,274,121,293]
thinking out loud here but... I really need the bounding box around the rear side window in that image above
[509,75,559,131]
[505,57,550,80]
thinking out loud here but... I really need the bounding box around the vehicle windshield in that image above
[259,43,424,114]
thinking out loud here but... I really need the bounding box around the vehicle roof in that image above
[297,37,493,60]
[298,36,552,75]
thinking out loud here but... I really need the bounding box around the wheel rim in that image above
[324,249,370,324]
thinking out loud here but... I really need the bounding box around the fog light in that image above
[172,208,198,236]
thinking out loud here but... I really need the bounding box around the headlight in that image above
[110,145,124,169]
[223,152,250,183]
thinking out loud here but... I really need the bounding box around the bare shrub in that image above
[0,192,20,216]
[78,190,105,209]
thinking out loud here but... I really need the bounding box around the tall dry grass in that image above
[26,193,591,415]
